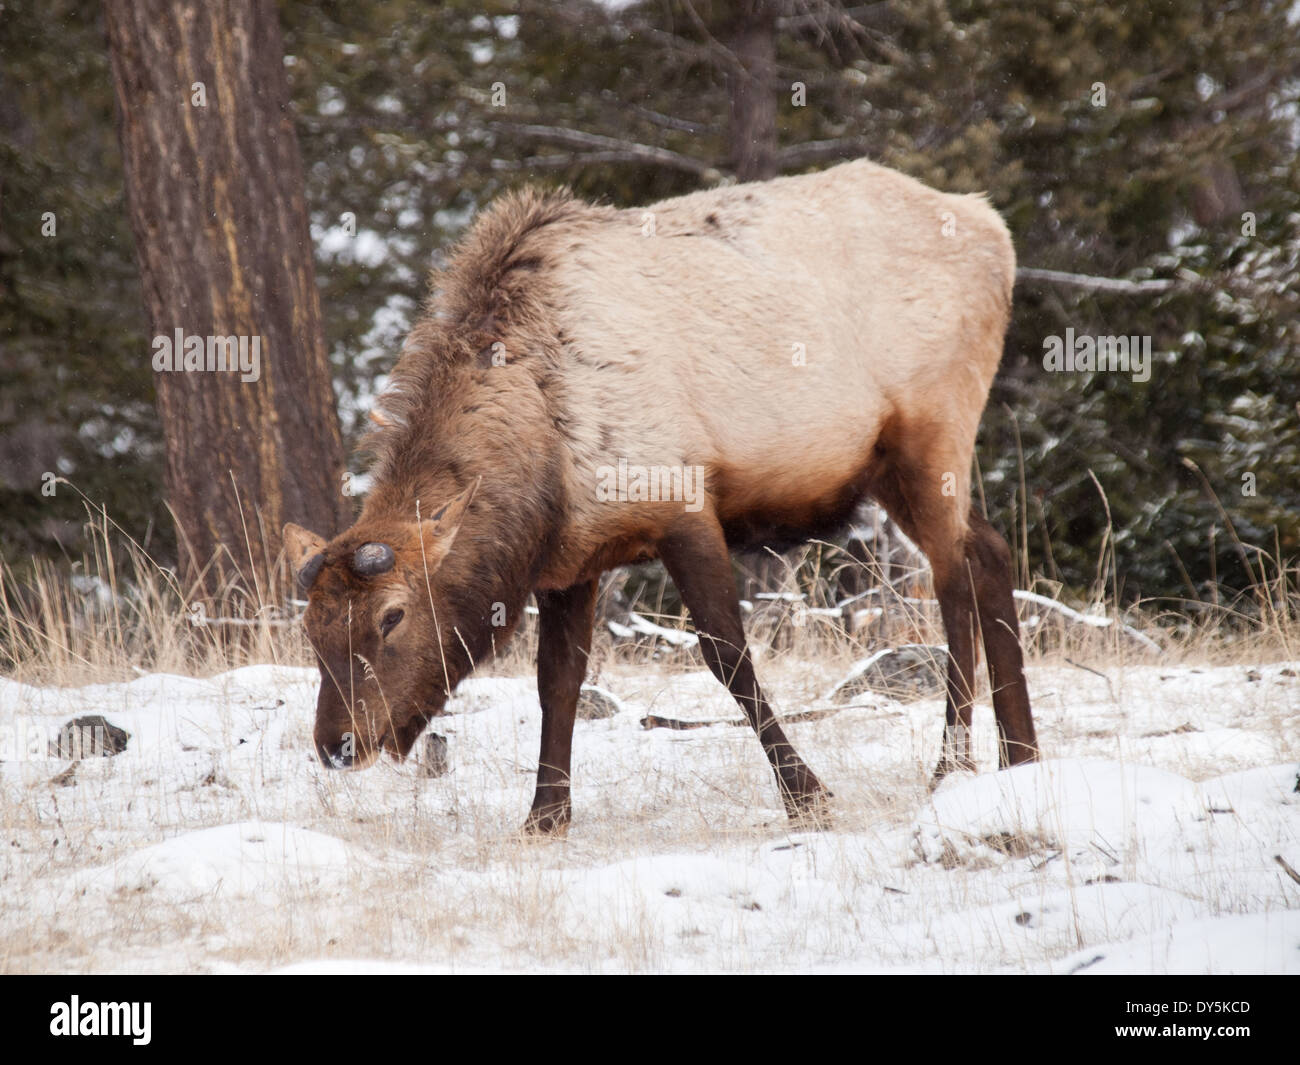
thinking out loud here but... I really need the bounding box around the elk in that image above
[284,158,1039,835]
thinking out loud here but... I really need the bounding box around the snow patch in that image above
[60,822,365,899]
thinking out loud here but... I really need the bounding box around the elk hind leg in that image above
[964,510,1038,767]
[866,447,980,783]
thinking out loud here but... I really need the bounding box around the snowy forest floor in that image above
[1,646,1297,974]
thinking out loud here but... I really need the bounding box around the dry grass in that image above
[1,507,1296,973]
[4,494,1298,690]
[1,509,310,687]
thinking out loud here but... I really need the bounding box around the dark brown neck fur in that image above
[351,188,585,703]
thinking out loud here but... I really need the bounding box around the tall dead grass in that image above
[2,491,1296,690]
[1,506,309,687]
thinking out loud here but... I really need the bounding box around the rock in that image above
[49,715,130,759]
[577,685,622,720]
[831,644,949,703]
[419,733,450,778]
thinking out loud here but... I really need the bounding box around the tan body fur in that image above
[475,159,1014,588]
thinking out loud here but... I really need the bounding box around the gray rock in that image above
[577,685,622,720]
[419,733,450,778]
[49,715,130,759]
[831,644,949,703]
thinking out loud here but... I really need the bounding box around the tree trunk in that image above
[724,0,778,182]
[104,0,349,599]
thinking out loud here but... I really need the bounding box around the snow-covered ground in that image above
[0,656,1296,973]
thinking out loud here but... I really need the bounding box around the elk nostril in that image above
[317,743,354,770]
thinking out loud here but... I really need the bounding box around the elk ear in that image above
[283,523,328,588]
[414,477,481,571]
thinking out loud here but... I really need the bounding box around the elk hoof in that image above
[783,786,833,830]
[929,756,977,790]
[522,804,571,839]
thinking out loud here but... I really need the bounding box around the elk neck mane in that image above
[361,185,589,480]
[356,185,592,644]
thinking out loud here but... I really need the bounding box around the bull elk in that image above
[285,158,1039,835]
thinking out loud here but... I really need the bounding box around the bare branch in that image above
[1208,68,1298,114]
[779,2,892,31]
[1276,854,1300,887]
[619,22,733,70]
[615,98,717,136]
[1015,266,1180,294]
[776,136,873,168]
[642,705,847,731]
[489,122,724,181]
[776,1,893,62]
[679,0,746,76]
[492,150,711,175]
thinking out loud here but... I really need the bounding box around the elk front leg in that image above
[525,579,597,836]
[658,515,830,824]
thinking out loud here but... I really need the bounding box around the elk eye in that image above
[380,608,405,638]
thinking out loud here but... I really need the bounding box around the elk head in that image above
[284,478,481,770]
